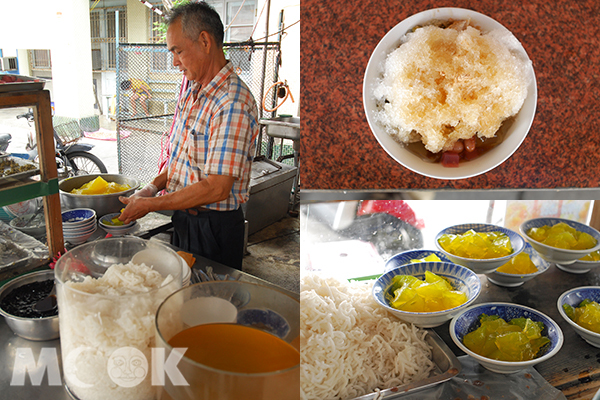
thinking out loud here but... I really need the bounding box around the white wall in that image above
[253,0,300,117]
[0,0,96,120]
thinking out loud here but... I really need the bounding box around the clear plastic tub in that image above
[54,237,182,400]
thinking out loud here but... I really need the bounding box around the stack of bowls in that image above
[62,208,97,245]
[98,213,137,237]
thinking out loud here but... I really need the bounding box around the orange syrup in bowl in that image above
[167,323,300,374]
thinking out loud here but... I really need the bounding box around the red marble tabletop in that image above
[300,1,600,190]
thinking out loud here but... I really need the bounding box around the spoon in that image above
[32,284,57,313]
[21,207,43,228]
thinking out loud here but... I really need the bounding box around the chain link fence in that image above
[116,41,290,185]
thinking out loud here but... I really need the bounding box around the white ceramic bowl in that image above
[557,286,600,348]
[98,213,137,237]
[450,302,563,374]
[555,255,600,274]
[64,226,97,239]
[372,261,481,328]
[384,249,451,272]
[435,223,525,274]
[363,7,536,180]
[485,243,551,287]
[63,219,97,234]
[181,258,192,287]
[63,225,97,245]
[520,217,600,266]
[132,247,185,286]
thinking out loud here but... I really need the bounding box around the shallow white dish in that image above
[362,7,537,180]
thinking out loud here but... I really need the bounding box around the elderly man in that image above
[119,2,259,270]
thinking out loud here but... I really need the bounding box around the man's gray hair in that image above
[166,2,225,47]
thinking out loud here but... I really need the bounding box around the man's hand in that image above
[118,196,154,224]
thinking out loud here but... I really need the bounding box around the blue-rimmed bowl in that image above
[62,208,96,227]
[555,253,600,274]
[557,286,600,348]
[485,243,551,287]
[520,218,600,266]
[450,302,563,374]
[98,213,137,237]
[372,261,481,328]
[384,250,451,272]
[435,223,525,274]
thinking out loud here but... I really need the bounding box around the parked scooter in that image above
[0,109,107,178]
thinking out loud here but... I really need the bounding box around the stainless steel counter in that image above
[0,250,297,398]
[432,264,600,400]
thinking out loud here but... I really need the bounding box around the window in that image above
[149,4,166,44]
[29,50,52,70]
[205,0,256,43]
[90,7,127,71]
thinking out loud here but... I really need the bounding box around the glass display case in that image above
[0,89,64,264]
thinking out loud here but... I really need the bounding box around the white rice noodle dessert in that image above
[373,20,531,157]
[300,274,435,400]
[58,262,178,400]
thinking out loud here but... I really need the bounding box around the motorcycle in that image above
[0,109,107,178]
[303,200,425,260]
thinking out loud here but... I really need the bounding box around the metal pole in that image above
[115,10,122,173]
[256,0,271,158]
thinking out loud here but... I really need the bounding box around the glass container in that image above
[155,281,300,400]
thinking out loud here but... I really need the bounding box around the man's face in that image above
[166,19,209,83]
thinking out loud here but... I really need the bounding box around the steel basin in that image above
[260,116,300,141]
[0,270,59,341]
[59,174,140,218]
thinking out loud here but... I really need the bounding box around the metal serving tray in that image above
[0,156,40,186]
[0,74,46,93]
[350,329,461,400]
[0,237,32,270]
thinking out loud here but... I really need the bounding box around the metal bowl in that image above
[59,174,140,217]
[9,213,47,238]
[0,270,59,341]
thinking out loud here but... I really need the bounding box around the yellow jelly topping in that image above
[409,253,442,263]
[563,299,600,334]
[438,230,513,259]
[527,222,597,250]
[496,252,538,274]
[385,271,467,313]
[463,314,550,362]
[580,250,600,261]
[71,176,131,195]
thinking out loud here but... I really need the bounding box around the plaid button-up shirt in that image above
[166,62,259,211]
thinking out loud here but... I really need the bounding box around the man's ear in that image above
[198,31,212,54]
